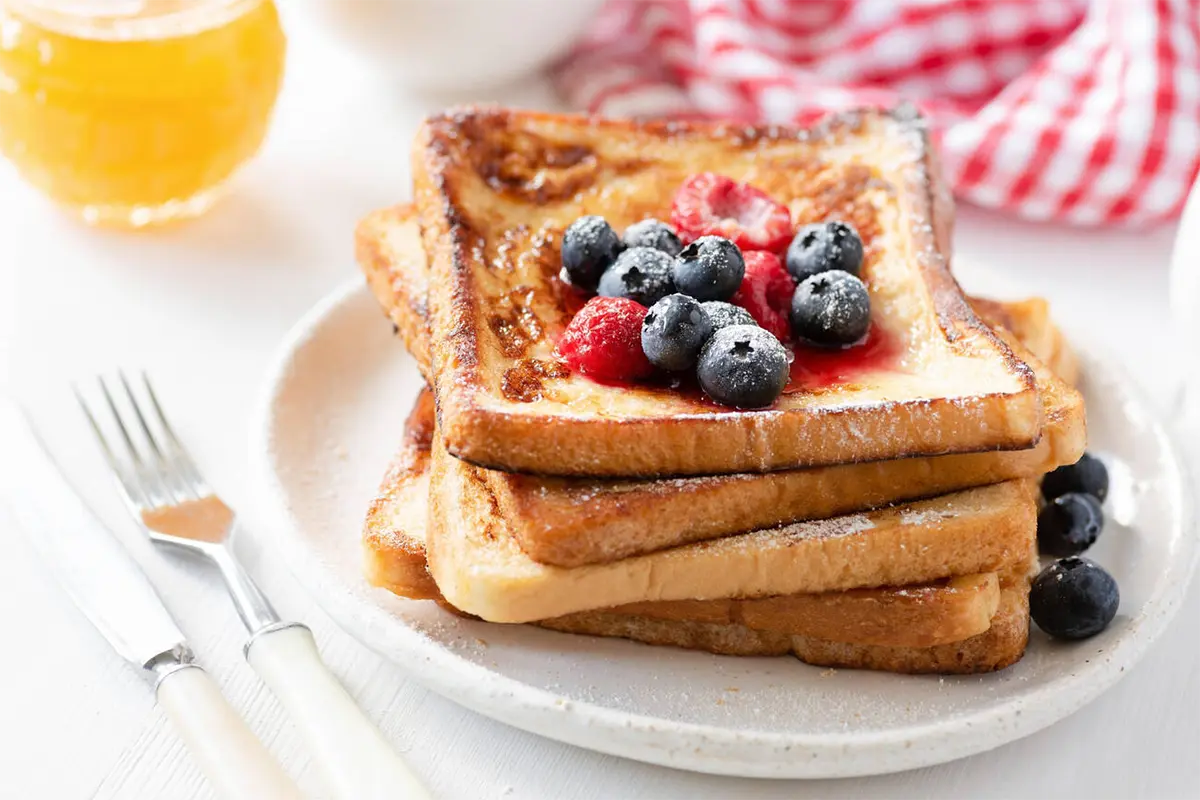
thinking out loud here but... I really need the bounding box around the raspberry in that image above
[555,297,655,382]
[671,173,793,252]
[731,251,795,341]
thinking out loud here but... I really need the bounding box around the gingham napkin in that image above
[556,0,1200,227]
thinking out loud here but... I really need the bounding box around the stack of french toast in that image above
[354,106,1090,674]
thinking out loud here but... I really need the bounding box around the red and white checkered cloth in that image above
[556,0,1200,227]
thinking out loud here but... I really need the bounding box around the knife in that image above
[0,396,302,800]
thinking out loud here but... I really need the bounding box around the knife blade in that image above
[0,395,187,669]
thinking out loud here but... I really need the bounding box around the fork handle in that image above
[156,666,303,800]
[246,623,431,800]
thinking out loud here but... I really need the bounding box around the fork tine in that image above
[74,384,119,467]
[142,372,183,448]
[119,370,164,459]
[142,372,210,494]
[99,375,143,466]
[121,371,200,503]
[98,375,181,509]
[75,383,148,509]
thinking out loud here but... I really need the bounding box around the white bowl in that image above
[312,0,605,92]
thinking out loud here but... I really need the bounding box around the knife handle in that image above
[157,665,303,800]
[245,623,431,800]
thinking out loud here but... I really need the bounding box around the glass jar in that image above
[0,0,286,227]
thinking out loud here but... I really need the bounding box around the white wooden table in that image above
[1,8,1196,799]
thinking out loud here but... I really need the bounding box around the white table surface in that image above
[1,8,1197,799]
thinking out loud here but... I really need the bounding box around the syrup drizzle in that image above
[784,323,902,393]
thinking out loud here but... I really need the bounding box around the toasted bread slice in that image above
[363,403,1029,650]
[425,424,1037,623]
[356,204,1080,387]
[399,372,1074,567]
[411,107,1041,476]
[357,206,1084,566]
[539,584,1030,674]
[363,395,439,600]
[358,204,433,377]
[971,297,1079,386]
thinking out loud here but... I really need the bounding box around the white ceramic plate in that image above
[252,277,1196,779]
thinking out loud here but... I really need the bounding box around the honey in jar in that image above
[0,0,286,226]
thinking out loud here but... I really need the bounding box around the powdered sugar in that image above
[744,513,876,544]
[898,508,958,526]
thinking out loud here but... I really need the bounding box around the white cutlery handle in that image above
[156,666,302,800]
[246,624,430,800]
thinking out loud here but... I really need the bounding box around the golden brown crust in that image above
[362,422,1029,650]
[425,420,1038,623]
[539,584,1029,674]
[361,388,441,597]
[358,205,1080,385]
[411,107,1043,476]
[355,205,432,380]
[418,368,1078,568]
[494,342,1076,566]
[785,584,1030,673]
[973,297,1080,386]
[361,445,438,600]
[593,572,1005,648]
[358,208,1083,567]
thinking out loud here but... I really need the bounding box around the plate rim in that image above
[248,276,1199,779]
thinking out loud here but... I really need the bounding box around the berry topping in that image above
[785,221,864,283]
[623,218,682,256]
[555,297,654,382]
[641,294,714,372]
[696,325,790,409]
[561,215,623,291]
[671,173,793,252]
[1038,492,1104,557]
[729,251,794,341]
[791,270,871,346]
[1042,452,1109,502]
[673,236,746,302]
[598,247,676,307]
[700,301,757,332]
[1030,557,1119,640]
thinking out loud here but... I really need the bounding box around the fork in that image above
[78,373,430,800]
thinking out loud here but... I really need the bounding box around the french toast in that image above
[357,205,1080,387]
[411,106,1043,476]
[362,397,1033,669]
[357,208,1084,566]
[404,358,1041,625]
[359,204,433,377]
[427,433,1036,622]
[540,585,1030,673]
[970,297,1079,387]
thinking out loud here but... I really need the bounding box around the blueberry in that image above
[673,236,745,302]
[623,218,682,256]
[696,325,789,408]
[1038,492,1104,556]
[641,294,714,371]
[1042,452,1109,502]
[561,216,623,291]
[790,270,871,346]
[786,221,864,283]
[598,247,676,307]
[700,301,757,332]
[1030,557,1119,640]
